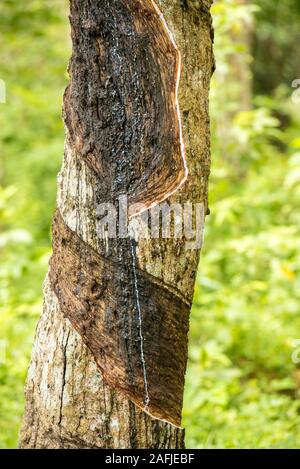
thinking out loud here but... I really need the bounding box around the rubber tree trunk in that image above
[20,0,214,449]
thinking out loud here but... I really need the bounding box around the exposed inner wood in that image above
[20,274,186,449]
[50,210,190,426]
[64,0,187,217]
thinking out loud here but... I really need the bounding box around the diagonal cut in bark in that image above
[49,210,190,426]
[64,0,187,217]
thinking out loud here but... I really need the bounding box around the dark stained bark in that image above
[64,0,187,216]
[20,0,214,449]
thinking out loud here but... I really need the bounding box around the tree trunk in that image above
[20,0,214,449]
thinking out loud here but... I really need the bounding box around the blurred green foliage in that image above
[253,0,300,94]
[0,0,69,447]
[0,0,299,449]
[183,0,300,448]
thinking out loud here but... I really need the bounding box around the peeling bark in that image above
[49,210,190,425]
[20,0,214,449]
[64,0,188,216]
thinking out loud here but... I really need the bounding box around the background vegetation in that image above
[0,0,300,448]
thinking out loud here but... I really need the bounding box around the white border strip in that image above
[130,1,188,218]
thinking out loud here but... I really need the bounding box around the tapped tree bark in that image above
[20,0,214,449]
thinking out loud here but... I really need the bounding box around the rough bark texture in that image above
[20,0,214,449]
[49,210,190,425]
[64,0,188,216]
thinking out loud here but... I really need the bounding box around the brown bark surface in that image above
[20,0,214,449]
[64,0,188,215]
[50,210,190,425]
